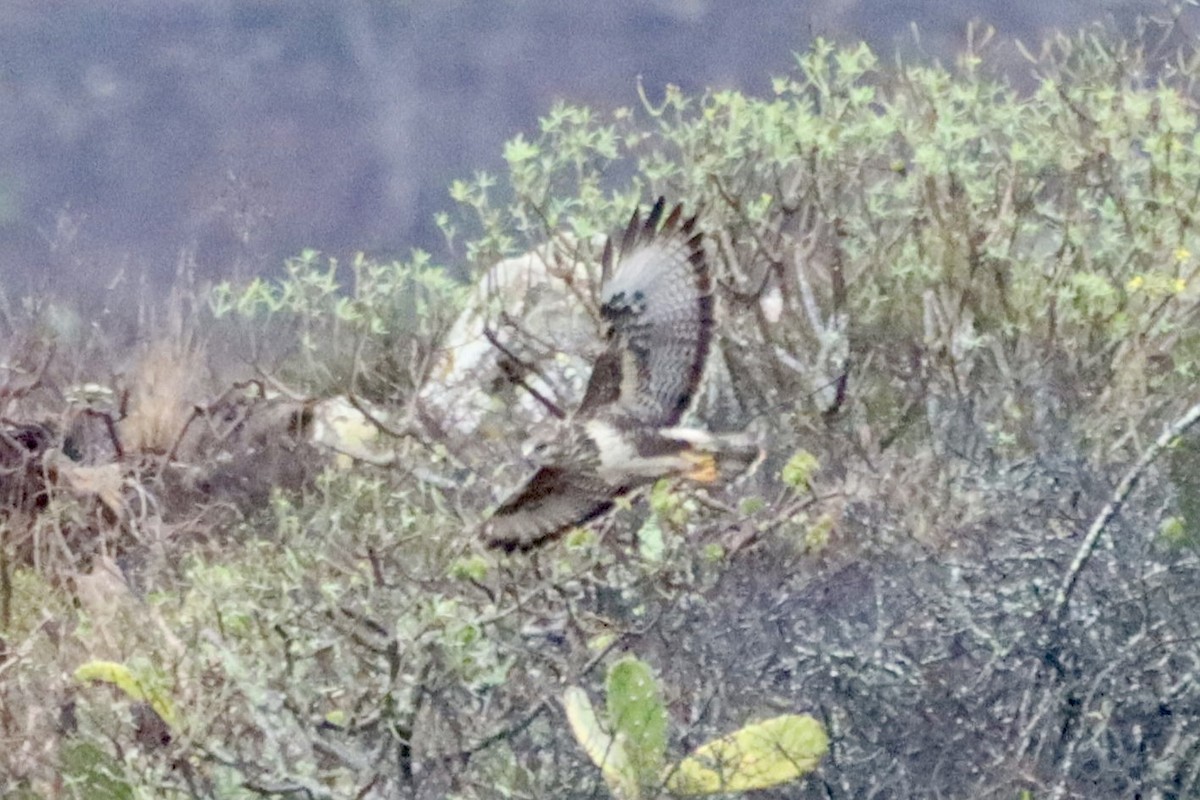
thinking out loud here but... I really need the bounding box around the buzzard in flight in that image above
[482,198,761,552]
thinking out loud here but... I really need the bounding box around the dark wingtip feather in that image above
[483,532,520,553]
[483,498,617,552]
[614,196,695,263]
[600,237,614,286]
[641,196,667,245]
[484,528,547,553]
[620,205,641,258]
[661,201,683,234]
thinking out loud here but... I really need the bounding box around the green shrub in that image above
[8,18,1200,799]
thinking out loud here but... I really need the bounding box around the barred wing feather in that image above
[580,198,713,426]
[482,466,621,552]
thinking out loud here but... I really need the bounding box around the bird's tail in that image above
[664,428,764,484]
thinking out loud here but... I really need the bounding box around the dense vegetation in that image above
[5,19,1200,798]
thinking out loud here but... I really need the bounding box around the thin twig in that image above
[0,344,55,415]
[442,610,663,763]
[482,326,566,420]
[1052,399,1200,624]
[78,408,125,461]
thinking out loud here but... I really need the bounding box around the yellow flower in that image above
[1175,247,1191,263]
[1126,275,1145,291]
[1173,278,1187,293]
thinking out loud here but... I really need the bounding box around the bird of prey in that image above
[481,197,761,552]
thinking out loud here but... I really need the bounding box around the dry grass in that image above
[117,338,208,456]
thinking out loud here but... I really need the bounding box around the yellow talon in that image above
[685,452,719,483]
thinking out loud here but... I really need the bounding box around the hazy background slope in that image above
[0,0,1192,302]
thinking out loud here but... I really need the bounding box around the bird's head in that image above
[521,434,563,467]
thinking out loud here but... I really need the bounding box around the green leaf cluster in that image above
[565,656,826,798]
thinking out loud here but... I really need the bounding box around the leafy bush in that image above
[6,16,1200,800]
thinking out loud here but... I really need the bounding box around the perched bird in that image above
[482,197,762,552]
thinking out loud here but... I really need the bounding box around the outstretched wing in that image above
[484,198,711,551]
[577,197,712,426]
[482,466,623,551]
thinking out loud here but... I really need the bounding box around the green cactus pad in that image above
[666,713,827,794]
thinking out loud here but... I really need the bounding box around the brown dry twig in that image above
[0,345,55,412]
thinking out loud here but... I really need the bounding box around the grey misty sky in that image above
[0,0,1188,303]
